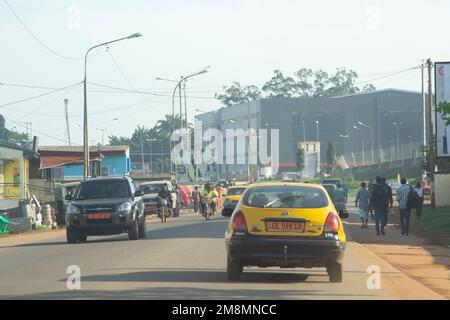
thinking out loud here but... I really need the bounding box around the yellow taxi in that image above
[221,185,247,217]
[225,182,348,282]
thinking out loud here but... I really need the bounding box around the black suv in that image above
[65,176,146,243]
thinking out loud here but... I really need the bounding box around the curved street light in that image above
[168,68,209,173]
[83,33,142,179]
[358,121,375,164]
[353,125,366,165]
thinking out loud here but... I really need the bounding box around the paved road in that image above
[0,211,445,300]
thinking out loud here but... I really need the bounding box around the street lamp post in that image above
[339,134,350,156]
[358,121,374,164]
[83,33,142,179]
[353,126,365,165]
[163,68,209,174]
[393,121,402,160]
[301,120,306,142]
[315,120,319,141]
[146,138,157,173]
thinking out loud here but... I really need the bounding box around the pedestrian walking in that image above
[381,177,393,229]
[369,176,389,236]
[216,184,225,209]
[192,186,200,214]
[414,182,424,219]
[355,182,370,228]
[396,178,412,236]
[368,178,375,221]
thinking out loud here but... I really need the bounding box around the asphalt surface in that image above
[0,210,445,300]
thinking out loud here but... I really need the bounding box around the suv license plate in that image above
[88,213,110,220]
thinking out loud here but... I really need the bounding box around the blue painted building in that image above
[37,145,130,181]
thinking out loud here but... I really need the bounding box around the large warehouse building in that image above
[192,89,429,181]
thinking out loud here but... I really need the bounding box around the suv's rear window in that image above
[75,180,131,200]
[242,185,328,208]
[139,184,164,194]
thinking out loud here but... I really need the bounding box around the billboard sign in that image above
[435,62,450,157]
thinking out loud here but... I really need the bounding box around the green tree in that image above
[262,70,298,97]
[216,67,376,106]
[435,101,450,126]
[326,141,337,174]
[296,147,305,175]
[312,69,330,97]
[323,68,360,97]
[0,115,29,146]
[294,68,314,97]
[215,82,261,107]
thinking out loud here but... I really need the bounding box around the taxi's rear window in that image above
[242,185,328,209]
[227,188,246,196]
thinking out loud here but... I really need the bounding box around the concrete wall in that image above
[4,158,29,199]
[434,173,450,207]
[101,154,129,176]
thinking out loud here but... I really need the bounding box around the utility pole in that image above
[64,99,72,145]
[421,61,427,159]
[140,129,145,177]
[179,76,184,133]
[183,80,188,129]
[427,58,435,208]
[96,128,107,145]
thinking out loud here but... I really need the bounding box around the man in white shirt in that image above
[396,178,412,236]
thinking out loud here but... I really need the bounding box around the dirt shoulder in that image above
[346,205,450,299]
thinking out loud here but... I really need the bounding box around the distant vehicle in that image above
[221,185,247,217]
[138,180,179,217]
[225,182,348,282]
[321,183,337,204]
[320,179,342,187]
[388,182,401,196]
[65,176,146,243]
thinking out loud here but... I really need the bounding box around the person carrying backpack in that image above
[369,176,389,236]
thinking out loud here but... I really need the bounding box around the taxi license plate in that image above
[87,213,110,220]
[265,221,305,232]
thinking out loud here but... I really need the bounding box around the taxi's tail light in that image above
[324,212,340,233]
[231,210,248,232]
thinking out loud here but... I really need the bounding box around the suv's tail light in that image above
[324,212,340,233]
[231,210,248,232]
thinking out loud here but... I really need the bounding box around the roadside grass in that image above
[411,206,450,246]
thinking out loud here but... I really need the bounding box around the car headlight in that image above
[117,202,132,212]
[66,204,80,215]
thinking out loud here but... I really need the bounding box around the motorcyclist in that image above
[334,182,348,212]
[157,185,173,214]
[200,183,218,214]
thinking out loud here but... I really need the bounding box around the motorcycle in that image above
[335,196,349,218]
[158,198,172,223]
[200,195,211,220]
[209,197,218,216]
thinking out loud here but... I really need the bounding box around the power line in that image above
[14,83,81,121]
[0,82,82,109]
[354,66,421,85]
[88,82,218,100]
[2,0,83,61]
[3,114,78,145]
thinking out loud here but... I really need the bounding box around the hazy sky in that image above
[1,0,449,146]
